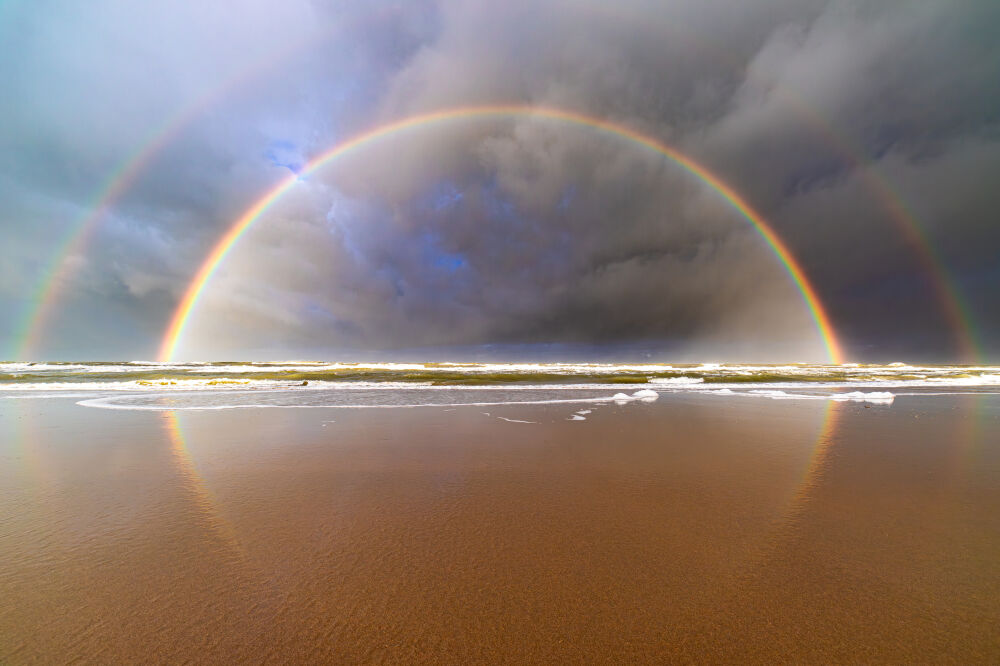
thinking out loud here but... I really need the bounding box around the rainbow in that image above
[584,9,983,360]
[13,126,180,359]
[15,7,979,362]
[159,105,845,363]
[783,399,843,524]
[164,411,246,561]
[764,88,983,361]
[10,8,402,360]
[868,183,981,360]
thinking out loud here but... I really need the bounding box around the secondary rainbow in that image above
[14,124,182,359]
[11,8,402,360]
[159,105,845,363]
[14,6,979,362]
[767,87,983,361]
[588,9,982,360]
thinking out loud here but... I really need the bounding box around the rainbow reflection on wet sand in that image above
[1,392,998,662]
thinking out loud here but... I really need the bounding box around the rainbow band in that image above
[603,15,983,361]
[14,129,176,359]
[768,88,982,361]
[11,11,398,360]
[159,105,845,363]
[164,411,246,560]
[12,4,978,362]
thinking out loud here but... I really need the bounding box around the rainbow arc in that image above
[158,105,845,364]
[10,7,404,359]
[13,6,981,361]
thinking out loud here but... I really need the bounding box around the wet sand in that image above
[1,393,998,662]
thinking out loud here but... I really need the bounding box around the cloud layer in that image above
[1,0,998,361]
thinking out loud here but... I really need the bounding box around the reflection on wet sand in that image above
[710,396,1000,662]
[781,400,842,523]
[163,411,247,564]
[0,394,997,662]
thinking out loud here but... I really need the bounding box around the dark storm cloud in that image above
[1,0,998,360]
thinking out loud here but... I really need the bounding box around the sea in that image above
[2,361,998,411]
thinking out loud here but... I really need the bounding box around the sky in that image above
[1,0,998,362]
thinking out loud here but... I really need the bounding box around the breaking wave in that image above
[0,361,997,410]
[2,360,999,389]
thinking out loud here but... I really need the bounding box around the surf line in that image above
[158,104,845,364]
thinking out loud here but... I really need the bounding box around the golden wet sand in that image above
[1,394,998,662]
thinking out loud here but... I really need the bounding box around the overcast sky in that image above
[1,0,998,362]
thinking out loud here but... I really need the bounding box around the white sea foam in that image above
[612,389,659,404]
[77,393,620,412]
[715,388,896,404]
[926,374,1000,385]
[831,391,895,404]
[5,361,1000,385]
[0,379,339,392]
[0,363,90,371]
[75,386,664,412]
[4,362,1000,418]
[747,390,826,400]
[649,377,704,384]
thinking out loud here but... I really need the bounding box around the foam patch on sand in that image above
[613,389,660,404]
[747,390,826,400]
[723,389,895,405]
[831,391,895,404]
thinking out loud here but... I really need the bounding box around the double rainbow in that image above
[13,5,981,361]
[158,105,845,363]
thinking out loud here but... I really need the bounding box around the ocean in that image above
[2,361,998,410]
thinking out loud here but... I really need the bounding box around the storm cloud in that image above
[1,0,998,361]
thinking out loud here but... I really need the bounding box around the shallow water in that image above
[1,392,998,662]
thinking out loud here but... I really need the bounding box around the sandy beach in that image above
[1,392,998,662]
[4,0,999,661]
